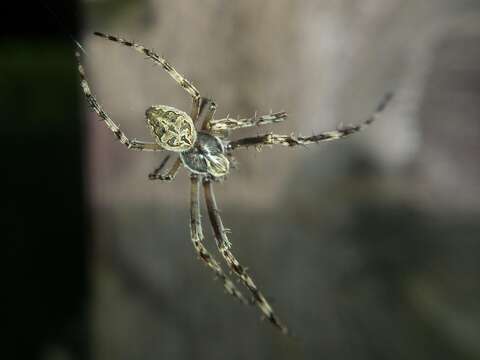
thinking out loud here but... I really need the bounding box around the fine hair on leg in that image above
[209,111,288,132]
[227,92,393,151]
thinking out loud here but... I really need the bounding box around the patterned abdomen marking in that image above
[146,105,197,152]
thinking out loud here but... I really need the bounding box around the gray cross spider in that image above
[76,31,393,336]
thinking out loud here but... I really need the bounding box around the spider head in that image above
[146,105,197,152]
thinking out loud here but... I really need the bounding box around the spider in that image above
[76,31,393,336]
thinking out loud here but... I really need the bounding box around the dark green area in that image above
[1,40,88,359]
[0,42,78,132]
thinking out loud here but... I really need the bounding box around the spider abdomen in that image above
[180,132,229,178]
[145,105,196,152]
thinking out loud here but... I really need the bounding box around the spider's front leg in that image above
[199,98,290,139]
[227,92,393,151]
[76,52,164,151]
[93,32,201,104]
[203,177,290,335]
[208,111,288,133]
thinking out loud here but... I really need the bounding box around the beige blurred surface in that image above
[80,1,480,359]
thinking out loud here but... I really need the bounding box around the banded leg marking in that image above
[209,111,288,132]
[190,175,248,304]
[227,92,393,151]
[76,52,163,151]
[203,178,289,335]
[94,32,200,100]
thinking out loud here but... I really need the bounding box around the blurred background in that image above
[2,0,480,359]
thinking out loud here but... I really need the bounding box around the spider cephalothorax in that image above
[180,132,230,177]
[77,31,393,336]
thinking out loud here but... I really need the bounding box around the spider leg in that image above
[76,52,164,151]
[227,92,393,151]
[203,177,289,335]
[149,156,182,181]
[198,97,217,130]
[93,32,201,102]
[190,175,248,304]
[209,111,288,132]
[150,155,171,175]
[190,98,200,124]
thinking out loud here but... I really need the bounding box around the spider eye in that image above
[209,102,217,111]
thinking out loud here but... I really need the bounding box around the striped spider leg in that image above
[150,159,249,304]
[76,52,164,151]
[187,99,250,305]
[208,111,288,133]
[193,98,291,333]
[191,175,248,304]
[93,32,201,102]
[203,177,290,335]
[226,92,393,150]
